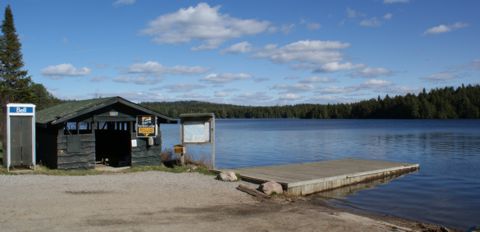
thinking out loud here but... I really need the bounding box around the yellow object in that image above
[173,144,185,154]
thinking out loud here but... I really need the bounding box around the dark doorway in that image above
[10,116,33,167]
[95,124,131,167]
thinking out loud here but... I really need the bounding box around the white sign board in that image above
[183,121,210,143]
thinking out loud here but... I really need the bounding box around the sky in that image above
[1,0,480,105]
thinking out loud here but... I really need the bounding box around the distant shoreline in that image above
[143,84,480,120]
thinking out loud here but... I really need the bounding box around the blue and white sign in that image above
[8,105,35,116]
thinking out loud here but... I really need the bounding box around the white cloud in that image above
[255,40,359,72]
[41,63,91,78]
[299,76,334,84]
[156,83,206,93]
[384,13,393,20]
[279,93,303,101]
[306,23,321,30]
[360,17,381,27]
[253,77,269,83]
[472,59,480,70]
[360,79,391,88]
[90,76,108,82]
[318,62,362,72]
[214,91,229,97]
[127,61,208,76]
[346,8,391,28]
[114,61,207,85]
[113,0,135,7]
[280,24,295,34]
[351,67,392,78]
[424,22,468,35]
[383,0,409,4]
[317,79,392,95]
[317,86,355,95]
[346,8,364,18]
[221,41,252,54]
[423,72,457,82]
[272,83,314,93]
[201,72,251,84]
[142,3,270,50]
[113,76,161,85]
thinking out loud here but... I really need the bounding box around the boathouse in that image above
[35,97,176,169]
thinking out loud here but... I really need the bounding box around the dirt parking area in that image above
[0,171,444,232]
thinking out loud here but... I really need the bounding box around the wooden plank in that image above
[236,184,270,199]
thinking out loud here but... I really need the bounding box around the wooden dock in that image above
[233,159,419,196]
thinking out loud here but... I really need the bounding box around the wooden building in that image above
[35,97,176,169]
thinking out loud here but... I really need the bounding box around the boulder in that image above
[217,171,238,182]
[259,181,283,195]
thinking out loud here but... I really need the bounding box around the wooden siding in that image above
[131,133,162,166]
[57,130,95,169]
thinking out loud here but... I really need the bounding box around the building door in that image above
[10,116,33,167]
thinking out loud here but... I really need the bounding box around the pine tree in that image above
[0,5,32,105]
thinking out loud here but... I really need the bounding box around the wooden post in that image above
[180,151,185,166]
[211,117,215,169]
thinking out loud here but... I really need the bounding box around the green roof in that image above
[36,96,176,125]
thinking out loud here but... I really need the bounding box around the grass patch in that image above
[0,166,9,175]
[128,165,190,173]
[32,165,104,176]
[0,164,215,176]
[128,164,215,176]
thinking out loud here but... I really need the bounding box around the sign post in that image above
[5,103,36,171]
[136,115,157,138]
[179,113,215,169]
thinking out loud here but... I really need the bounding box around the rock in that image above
[217,171,238,182]
[259,181,283,195]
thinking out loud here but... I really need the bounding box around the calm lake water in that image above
[161,119,480,229]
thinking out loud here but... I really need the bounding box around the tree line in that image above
[142,84,480,119]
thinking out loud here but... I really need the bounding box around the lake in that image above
[161,119,480,229]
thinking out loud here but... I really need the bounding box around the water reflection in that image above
[312,172,415,201]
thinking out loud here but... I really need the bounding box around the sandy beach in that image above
[0,171,449,232]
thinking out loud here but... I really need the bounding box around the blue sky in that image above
[2,0,480,105]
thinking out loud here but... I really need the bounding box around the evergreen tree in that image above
[0,5,33,104]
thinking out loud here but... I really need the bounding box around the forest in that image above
[142,84,480,119]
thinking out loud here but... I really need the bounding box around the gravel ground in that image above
[0,172,444,232]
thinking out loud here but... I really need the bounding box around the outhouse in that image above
[35,96,176,169]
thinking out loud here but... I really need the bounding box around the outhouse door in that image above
[10,116,33,166]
